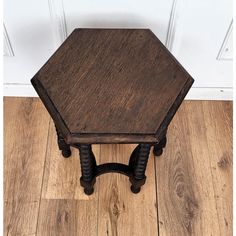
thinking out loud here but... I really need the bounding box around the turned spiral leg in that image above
[153,135,167,156]
[129,144,151,193]
[55,125,71,158]
[78,144,97,195]
[128,145,140,169]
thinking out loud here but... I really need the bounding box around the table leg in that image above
[129,144,151,193]
[73,143,154,195]
[77,144,97,195]
[55,125,71,158]
[128,145,140,168]
[153,135,167,156]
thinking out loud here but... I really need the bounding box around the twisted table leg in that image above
[55,125,71,158]
[128,144,140,169]
[77,144,97,195]
[129,144,151,193]
[153,135,167,156]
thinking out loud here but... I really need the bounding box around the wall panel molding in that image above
[165,0,185,52]
[217,20,233,60]
[48,0,68,47]
[3,23,14,57]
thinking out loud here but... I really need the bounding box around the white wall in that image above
[3,0,233,99]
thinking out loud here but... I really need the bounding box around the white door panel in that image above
[4,0,55,84]
[171,0,233,88]
[63,0,173,44]
[217,20,233,60]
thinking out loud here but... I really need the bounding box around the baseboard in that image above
[4,84,38,97]
[185,87,232,100]
[3,84,233,100]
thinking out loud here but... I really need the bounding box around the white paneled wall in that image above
[3,0,233,99]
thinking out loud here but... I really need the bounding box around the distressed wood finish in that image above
[30,28,193,194]
[31,28,193,144]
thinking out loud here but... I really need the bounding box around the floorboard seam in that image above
[154,154,160,236]
[202,106,222,233]
[35,118,51,236]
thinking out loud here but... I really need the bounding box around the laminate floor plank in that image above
[36,199,97,236]
[155,101,232,236]
[4,98,50,236]
[202,101,232,236]
[97,144,158,236]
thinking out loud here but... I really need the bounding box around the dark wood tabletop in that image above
[31,28,194,144]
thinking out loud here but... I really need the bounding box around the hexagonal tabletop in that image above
[31,28,194,144]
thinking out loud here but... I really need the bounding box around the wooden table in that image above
[31,28,194,195]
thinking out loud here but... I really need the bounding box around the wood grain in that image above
[155,101,232,235]
[97,144,158,236]
[31,28,193,143]
[37,199,98,236]
[4,98,50,235]
[202,101,232,236]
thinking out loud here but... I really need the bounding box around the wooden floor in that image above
[4,98,232,236]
